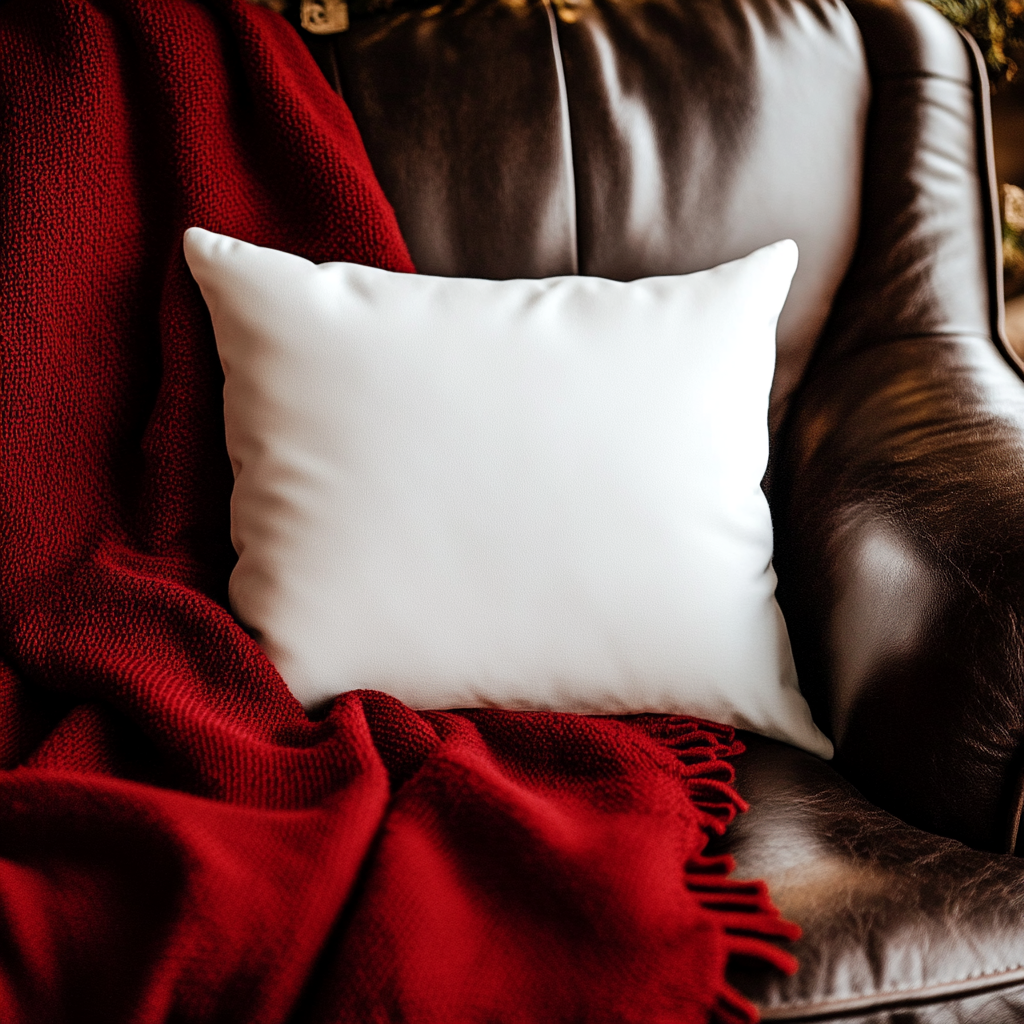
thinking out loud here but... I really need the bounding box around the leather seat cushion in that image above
[720,737,1024,1022]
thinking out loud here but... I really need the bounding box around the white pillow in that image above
[184,227,833,759]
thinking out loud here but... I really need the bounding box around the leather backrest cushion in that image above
[333,0,869,432]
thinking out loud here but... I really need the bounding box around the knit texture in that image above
[0,1,799,1021]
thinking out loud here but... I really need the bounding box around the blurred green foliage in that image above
[1003,185,1024,293]
[923,0,1024,84]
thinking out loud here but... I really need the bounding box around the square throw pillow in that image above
[184,227,833,759]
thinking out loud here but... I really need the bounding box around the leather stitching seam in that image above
[539,0,579,275]
[764,961,1024,1015]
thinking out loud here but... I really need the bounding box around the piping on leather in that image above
[540,0,579,275]
[959,27,1024,857]
[959,29,1024,379]
[758,962,1024,1021]
[1008,762,1024,855]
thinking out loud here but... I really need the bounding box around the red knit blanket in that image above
[0,2,799,1021]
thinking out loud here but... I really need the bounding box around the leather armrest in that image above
[772,0,1024,853]
[773,330,1024,854]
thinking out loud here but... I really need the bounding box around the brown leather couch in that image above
[287,0,1024,1018]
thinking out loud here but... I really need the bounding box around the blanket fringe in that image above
[629,716,801,1024]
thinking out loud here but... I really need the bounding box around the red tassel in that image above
[636,716,803,1024]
